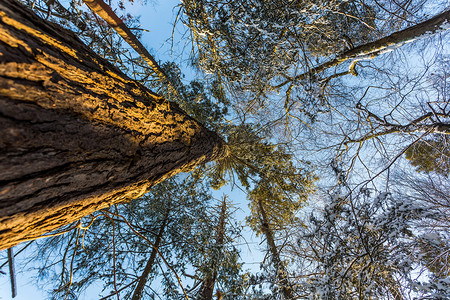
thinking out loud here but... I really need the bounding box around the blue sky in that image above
[0,1,176,299]
[0,1,265,298]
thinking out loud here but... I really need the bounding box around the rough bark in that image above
[0,0,225,249]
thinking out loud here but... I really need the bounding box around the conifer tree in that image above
[0,0,224,248]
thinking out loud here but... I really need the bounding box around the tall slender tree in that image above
[197,197,228,300]
[130,205,171,300]
[200,124,316,299]
[29,176,221,299]
[257,199,293,299]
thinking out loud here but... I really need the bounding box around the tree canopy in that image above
[0,0,449,299]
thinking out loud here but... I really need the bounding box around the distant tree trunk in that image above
[258,200,293,300]
[198,197,227,300]
[82,0,168,81]
[82,0,184,100]
[7,247,17,298]
[0,0,225,250]
[131,207,170,300]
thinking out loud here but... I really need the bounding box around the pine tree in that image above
[30,177,224,299]
[0,0,225,249]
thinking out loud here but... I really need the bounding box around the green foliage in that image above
[29,176,245,299]
[179,0,378,112]
[195,124,316,234]
[153,62,229,131]
[229,126,316,233]
[405,135,450,175]
[181,0,377,67]
[417,234,450,279]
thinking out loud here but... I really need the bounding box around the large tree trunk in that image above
[0,0,225,250]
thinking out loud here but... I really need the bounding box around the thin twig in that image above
[64,228,80,300]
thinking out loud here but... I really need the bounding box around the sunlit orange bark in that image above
[0,0,225,249]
